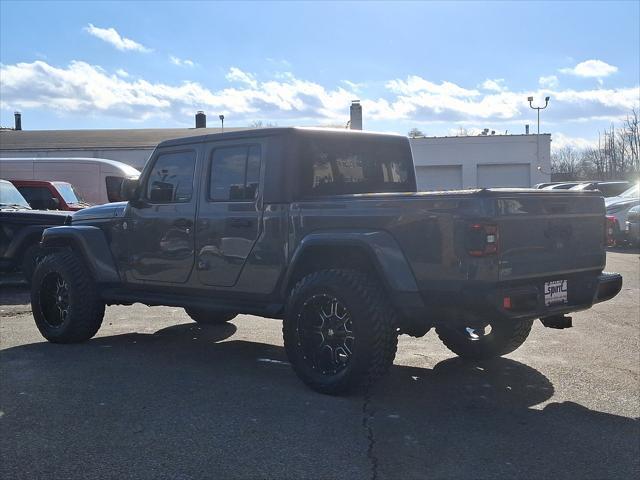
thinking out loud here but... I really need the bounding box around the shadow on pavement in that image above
[1,323,638,479]
[607,246,640,255]
[0,286,30,306]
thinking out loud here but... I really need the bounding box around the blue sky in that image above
[1,1,638,150]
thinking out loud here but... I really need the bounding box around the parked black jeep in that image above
[30,128,622,394]
[0,179,71,281]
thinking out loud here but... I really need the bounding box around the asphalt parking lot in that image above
[1,250,638,480]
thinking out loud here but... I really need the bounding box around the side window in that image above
[146,150,196,203]
[17,186,53,209]
[209,145,262,201]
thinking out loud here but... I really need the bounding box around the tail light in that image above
[605,216,617,247]
[467,223,499,257]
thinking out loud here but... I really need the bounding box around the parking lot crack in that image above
[362,387,379,480]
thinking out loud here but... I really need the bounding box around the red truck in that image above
[9,180,89,211]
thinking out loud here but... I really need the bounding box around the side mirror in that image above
[120,177,140,202]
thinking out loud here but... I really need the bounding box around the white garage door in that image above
[415,165,463,191]
[477,164,531,188]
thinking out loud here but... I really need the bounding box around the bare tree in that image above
[556,109,640,181]
[408,128,426,138]
[551,146,582,178]
[249,120,278,128]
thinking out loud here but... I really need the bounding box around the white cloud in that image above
[539,75,559,88]
[116,69,129,78]
[481,79,507,92]
[559,59,618,78]
[551,132,598,152]
[0,61,637,129]
[225,67,258,88]
[386,75,480,97]
[0,61,353,123]
[169,55,195,68]
[84,24,151,53]
[342,80,366,92]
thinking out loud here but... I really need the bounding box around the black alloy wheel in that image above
[283,269,398,395]
[436,317,533,360]
[31,251,105,343]
[297,293,355,375]
[39,272,70,328]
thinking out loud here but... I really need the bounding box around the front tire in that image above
[184,308,237,325]
[283,269,398,395]
[436,317,533,360]
[31,251,105,343]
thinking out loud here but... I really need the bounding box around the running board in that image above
[100,288,284,319]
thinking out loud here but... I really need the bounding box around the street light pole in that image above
[528,96,550,135]
[528,96,550,183]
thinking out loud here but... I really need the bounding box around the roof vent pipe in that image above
[14,111,22,131]
[350,100,362,130]
[195,111,206,128]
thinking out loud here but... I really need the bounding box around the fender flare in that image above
[282,230,420,297]
[4,225,49,259]
[41,226,120,283]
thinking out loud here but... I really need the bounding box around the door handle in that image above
[229,218,252,227]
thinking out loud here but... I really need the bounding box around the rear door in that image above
[195,142,262,287]
[125,146,200,284]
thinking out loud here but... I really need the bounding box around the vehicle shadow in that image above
[0,285,30,306]
[607,245,640,254]
[1,323,638,480]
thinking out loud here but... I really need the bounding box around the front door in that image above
[196,143,262,287]
[126,146,199,284]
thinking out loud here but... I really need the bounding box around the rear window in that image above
[298,136,415,197]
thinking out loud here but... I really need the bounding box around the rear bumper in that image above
[594,272,623,304]
[393,271,623,334]
[480,271,623,321]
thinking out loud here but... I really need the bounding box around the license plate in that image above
[544,280,568,306]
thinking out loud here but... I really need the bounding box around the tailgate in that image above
[494,193,606,280]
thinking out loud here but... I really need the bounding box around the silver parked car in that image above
[605,183,640,240]
[624,205,640,246]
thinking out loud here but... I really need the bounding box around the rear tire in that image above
[436,317,533,360]
[283,269,398,395]
[31,251,105,343]
[184,308,237,325]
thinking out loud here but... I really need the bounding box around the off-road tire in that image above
[31,251,105,343]
[184,308,237,325]
[283,269,398,395]
[436,317,533,360]
[21,243,44,283]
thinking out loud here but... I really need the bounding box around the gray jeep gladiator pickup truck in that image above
[30,128,622,394]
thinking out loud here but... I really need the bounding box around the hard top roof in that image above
[157,127,406,148]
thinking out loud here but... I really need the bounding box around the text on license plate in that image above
[544,280,568,306]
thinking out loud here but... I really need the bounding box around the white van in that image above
[0,157,140,205]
